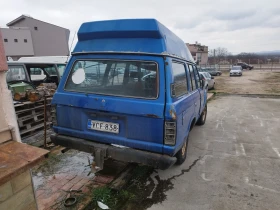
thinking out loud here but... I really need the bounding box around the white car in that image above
[199,72,215,89]
[230,66,242,76]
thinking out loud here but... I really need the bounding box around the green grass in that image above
[88,165,153,210]
[91,186,137,209]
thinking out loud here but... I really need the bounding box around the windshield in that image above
[65,60,158,99]
[57,64,66,77]
[232,66,241,70]
[204,72,211,78]
[6,65,28,82]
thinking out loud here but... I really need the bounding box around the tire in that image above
[196,104,207,126]
[176,136,189,165]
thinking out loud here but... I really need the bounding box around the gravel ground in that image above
[212,70,280,95]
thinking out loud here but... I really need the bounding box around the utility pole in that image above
[214,49,216,66]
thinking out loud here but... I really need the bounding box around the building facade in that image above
[186,42,208,65]
[0,15,70,60]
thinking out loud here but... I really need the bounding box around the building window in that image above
[14,39,18,43]
[4,39,8,42]
[34,26,38,30]
[24,39,27,43]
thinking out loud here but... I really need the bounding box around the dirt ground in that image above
[212,70,280,95]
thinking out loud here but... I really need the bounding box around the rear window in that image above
[65,60,158,99]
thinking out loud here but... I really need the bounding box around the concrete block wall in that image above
[0,170,37,210]
[0,28,21,142]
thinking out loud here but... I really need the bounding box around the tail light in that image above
[164,121,176,145]
[51,105,57,126]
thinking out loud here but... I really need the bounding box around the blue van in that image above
[51,19,207,170]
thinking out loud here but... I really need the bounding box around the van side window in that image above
[44,66,57,76]
[30,68,42,75]
[172,62,188,97]
[188,65,196,91]
[193,65,201,88]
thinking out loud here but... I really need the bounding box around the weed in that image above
[92,187,117,208]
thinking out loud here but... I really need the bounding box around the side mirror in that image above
[211,76,214,79]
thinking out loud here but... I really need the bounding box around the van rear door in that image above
[53,55,165,154]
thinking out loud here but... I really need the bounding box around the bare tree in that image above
[208,47,231,64]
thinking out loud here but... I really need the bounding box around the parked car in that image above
[7,56,68,87]
[199,72,215,89]
[230,66,242,76]
[200,67,222,76]
[236,62,253,70]
[50,19,208,170]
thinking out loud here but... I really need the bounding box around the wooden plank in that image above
[109,164,137,191]
[17,112,45,123]
[20,122,51,135]
[21,125,51,139]
[19,118,44,129]
[15,104,51,115]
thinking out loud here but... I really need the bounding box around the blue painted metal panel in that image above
[53,54,165,153]
[52,19,203,158]
[163,58,195,155]
[73,19,194,62]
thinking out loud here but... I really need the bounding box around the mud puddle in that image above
[32,149,94,190]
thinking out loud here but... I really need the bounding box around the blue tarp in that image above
[73,19,194,62]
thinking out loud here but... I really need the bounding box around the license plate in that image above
[87,120,119,133]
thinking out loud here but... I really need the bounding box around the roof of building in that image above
[73,19,194,62]
[6,15,69,31]
[8,56,68,64]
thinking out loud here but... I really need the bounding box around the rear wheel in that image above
[196,104,207,125]
[176,136,189,165]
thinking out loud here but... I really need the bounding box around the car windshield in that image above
[205,73,211,78]
[232,66,241,70]
[57,64,66,77]
[199,73,205,79]
[65,60,158,99]
[6,65,28,82]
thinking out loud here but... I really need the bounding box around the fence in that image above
[199,63,280,71]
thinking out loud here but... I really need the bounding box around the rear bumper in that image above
[50,134,177,170]
[230,73,242,76]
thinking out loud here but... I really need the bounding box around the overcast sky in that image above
[0,0,279,54]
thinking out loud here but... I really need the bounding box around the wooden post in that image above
[44,96,47,148]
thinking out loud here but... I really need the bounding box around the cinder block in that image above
[0,185,35,210]
[0,181,13,202]
[11,170,31,194]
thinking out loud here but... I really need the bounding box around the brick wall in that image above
[0,170,37,210]
[0,29,8,71]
